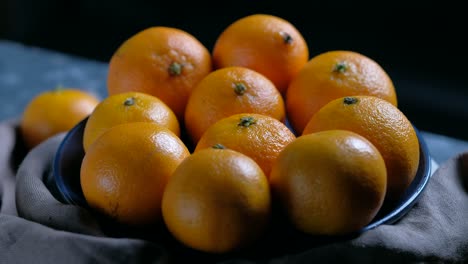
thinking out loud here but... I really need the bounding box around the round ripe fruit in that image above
[270,130,387,235]
[82,91,180,152]
[80,122,190,226]
[107,26,212,121]
[286,50,398,134]
[195,113,296,177]
[20,88,99,149]
[162,147,271,253]
[212,14,309,94]
[303,96,419,202]
[184,66,285,144]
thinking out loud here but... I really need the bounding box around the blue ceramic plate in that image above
[52,117,432,232]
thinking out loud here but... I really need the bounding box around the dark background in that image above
[1,1,467,140]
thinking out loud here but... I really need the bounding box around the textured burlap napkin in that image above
[1,120,467,263]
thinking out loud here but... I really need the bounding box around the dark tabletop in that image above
[1,40,468,165]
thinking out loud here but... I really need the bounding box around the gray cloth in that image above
[1,120,468,263]
[0,119,18,216]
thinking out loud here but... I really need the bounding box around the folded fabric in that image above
[1,120,468,263]
[0,119,23,216]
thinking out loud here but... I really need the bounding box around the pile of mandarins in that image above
[20,14,420,254]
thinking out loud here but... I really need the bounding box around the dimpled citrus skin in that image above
[185,66,285,144]
[212,14,309,94]
[303,96,419,202]
[82,91,180,152]
[162,148,271,253]
[107,26,212,121]
[195,113,296,177]
[270,130,387,235]
[80,122,190,226]
[20,88,99,149]
[286,50,397,134]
